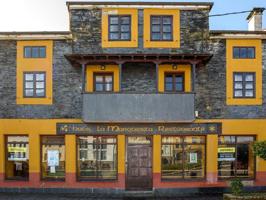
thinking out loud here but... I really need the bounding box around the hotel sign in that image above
[57,123,222,135]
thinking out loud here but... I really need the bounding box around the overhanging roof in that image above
[210,30,266,39]
[0,31,72,40]
[65,53,213,66]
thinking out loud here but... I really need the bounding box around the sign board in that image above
[218,147,235,161]
[189,153,198,163]
[8,147,27,153]
[57,123,222,135]
[47,150,59,167]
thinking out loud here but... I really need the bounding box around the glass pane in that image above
[233,47,239,58]
[109,16,118,24]
[162,136,182,144]
[184,144,205,179]
[236,143,254,178]
[95,76,103,82]
[121,25,130,32]
[36,73,45,81]
[240,48,247,58]
[109,25,118,32]
[163,17,171,24]
[95,84,103,91]
[41,136,65,180]
[128,136,152,144]
[105,76,112,83]
[237,136,254,143]
[245,83,253,89]
[151,33,161,40]
[39,47,46,58]
[175,83,183,91]
[105,83,113,91]
[151,17,160,24]
[245,74,254,81]
[163,25,172,32]
[234,83,243,89]
[32,47,39,58]
[219,136,236,144]
[121,16,130,24]
[218,144,236,178]
[184,136,205,144]
[161,144,183,179]
[175,76,183,83]
[25,74,34,81]
[165,83,173,91]
[247,48,255,58]
[24,47,31,58]
[151,25,160,32]
[25,82,33,89]
[234,74,243,81]
[25,89,34,97]
[36,89,45,97]
[121,33,130,40]
[234,90,243,97]
[163,33,172,40]
[245,90,254,97]
[109,33,119,40]
[6,136,29,180]
[165,76,173,83]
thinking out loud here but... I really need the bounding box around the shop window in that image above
[161,136,205,180]
[218,136,255,179]
[24,46,46,58]
[233,47,255,59]
[164,73,184,92]
[41,136,65,181]
[151,16,173,41]
[23,72,46,98]
[233,72,255,98]
[93,73,113,92]
[108,15,131,41]
[5,136,29,180]
[77,136,117,180]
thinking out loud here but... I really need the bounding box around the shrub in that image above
[230,178,243,196]
[253,141,266,160]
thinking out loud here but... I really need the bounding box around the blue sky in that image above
[0,0,265,31]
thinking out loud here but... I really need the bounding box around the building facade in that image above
[0,1,266,193]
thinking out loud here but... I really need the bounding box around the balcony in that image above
[82,92,195,122]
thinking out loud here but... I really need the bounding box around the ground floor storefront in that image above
[0,119,266,191]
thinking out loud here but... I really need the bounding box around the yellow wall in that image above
[86,65,120,92]
[226,39,262,105]
[158,64,191,92]
[16,41,53,105]
[153,135,161,173]
[118,135,125,174]
[143,9,180,48]
[102,8,138,48]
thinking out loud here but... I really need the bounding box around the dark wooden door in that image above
[126,144,152,190]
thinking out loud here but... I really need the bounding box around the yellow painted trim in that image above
[16,41,53,105]
[118,135,125,174]
[86,65,120,92]
[226,39,262,105]
[143,9,180,48]
[153,135,161,173]
[102,8,138,48]
[65,135,76,173]
[0,135,4,173]
[206,135,218,173]
[158,64,191,92]
[29,134,40,173]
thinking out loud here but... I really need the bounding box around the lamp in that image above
[100,65,106,70]
[172,64,178,70]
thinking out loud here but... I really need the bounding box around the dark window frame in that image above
[218,135,256,180]
[233,47,255,59]
[23,71,46,98]
[150,15,173,41]
[76,135,118,181]
[233,72,255,99]
[108,15,131,41]
[93,72,114,92]
[161,135,206,181]
[164,72,185,92]
[24,46,46,58]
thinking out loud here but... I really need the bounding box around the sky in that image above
[0,0,265,32]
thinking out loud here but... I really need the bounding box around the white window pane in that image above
[95,76,103,82]
[163,25,171,32]
[121,17,130,24]
[36,89,45,96]
[110,33,119,40]
[245,90,254,97]
[106,83,113,91]
[151,17,160,24]
[105,76,113,83]
[234,90,243,97]
[121,25,130,32]
[152,25,160,32]
[245,83,253,89]
[36,74,45,81]
[25,89,34,96]
[25,82,34,89]
[36,82,44,89]
[121,33,130,40]
[245,74,254,81]
[163,17,171,24]
[234,83,243,89]
[25,74,34,81]
[110,17,118,24]
[234,74,243,81]
[109,25,118,32]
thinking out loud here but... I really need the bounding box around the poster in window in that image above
[47,150,59,167]
[218,147,236,161]
[189,153,198,163]
[8,146,27,161]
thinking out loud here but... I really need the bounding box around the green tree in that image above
[253,141,266,160]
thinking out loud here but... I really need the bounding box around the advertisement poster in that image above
[189,153,198,163]
[218,147,236,161]
[8,146,27,161]
[47,150,59,167]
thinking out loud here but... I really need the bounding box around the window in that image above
[151,16,173,41]
[77,136,117,180]
[108,15,131,41]
[161,136,205,180]
[233,72,255,98]
[23,72,46,98]
[41,136,65,181]
[5,136,29,180]
[165,73,184,92]
[218,136,255,179]
[94,73,113,92]
[233,47,255,59]
[24,46,46,58]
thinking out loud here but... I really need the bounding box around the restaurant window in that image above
[218,136,255,179]
[233,72,255,98]
[151,16,173,41]
[24,46,46,58]
[108,15,131,41]
[161,136,205,180]
[93,73,113,92]
[5,136,29,180]
[165,73,184,92]
[24,72,46,98]
[41,136,65,180]
[77,136,117,180]
[233,47,255,59]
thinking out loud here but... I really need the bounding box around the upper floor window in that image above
[24,46,46,58]
[165,73,184,92]
[108,15,131,41]
[93,73,113,92]
[233,47,255,59]
[233,72,255,98]
[24,72,46,98]
[151,16,173,41]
